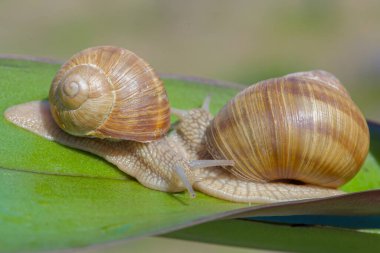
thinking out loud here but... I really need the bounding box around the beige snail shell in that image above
[49,46,170,142]
[206,70,370,188]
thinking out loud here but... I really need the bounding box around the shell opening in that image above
[270,179,306,185]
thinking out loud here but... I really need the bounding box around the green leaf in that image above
[342,122,380,192]
[164,219,380,253]
[0,167,246,252]
[1,57,380,252]
[0,58,246,252]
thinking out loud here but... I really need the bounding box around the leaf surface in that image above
[0,57,379,252]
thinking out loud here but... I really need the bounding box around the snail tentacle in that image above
[171,96,211,120]
[174,165,196,198]
[188,160,234,170]
[170,108,189,119]
[201,95,211,111]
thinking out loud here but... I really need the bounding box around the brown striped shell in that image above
[206,70,369,188]
[49,46,170,142]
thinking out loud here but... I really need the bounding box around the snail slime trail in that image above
[4,47,369,203]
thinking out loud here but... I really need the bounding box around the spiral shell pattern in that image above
[206,70,369,188]
[49,46,170,142]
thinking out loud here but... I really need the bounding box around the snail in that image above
[4,46,370,203]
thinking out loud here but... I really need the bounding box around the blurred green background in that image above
[1,0,380,120]
[1,0,379,252]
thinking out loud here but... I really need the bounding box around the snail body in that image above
[4,46,369,203]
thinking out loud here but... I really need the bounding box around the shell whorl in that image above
[206,71,369,188]
[49,46,170,142]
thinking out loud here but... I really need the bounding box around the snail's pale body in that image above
[5,100,342,203]
[3,46,370,203]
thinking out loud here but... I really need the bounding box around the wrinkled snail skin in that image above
[168,97,345,203]
[4,101,197,194]
[193,168,342,203]
[4,56,368,203]
[4,99,342,203]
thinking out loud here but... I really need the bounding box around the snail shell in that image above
[206,70,369,188]
[49,46,170,142]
